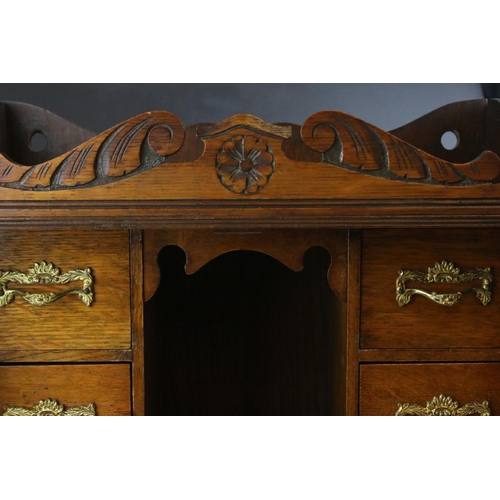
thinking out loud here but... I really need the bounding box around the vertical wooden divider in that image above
[130,230,145,415]
[346,230,361,415]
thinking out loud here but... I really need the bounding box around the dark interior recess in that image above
[144,246,341,415]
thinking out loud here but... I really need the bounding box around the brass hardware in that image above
[396,394,491,416]
[0,261,93,307]
[3,398,96,416]
[396,261,492,307]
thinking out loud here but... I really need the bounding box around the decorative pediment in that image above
[1,103,499,194]
[1,99,500,227]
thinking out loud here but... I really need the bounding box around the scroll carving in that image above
[2,107,500,193]
[301,111,500,185]
[0,112,184,190]
[3,398,96,416]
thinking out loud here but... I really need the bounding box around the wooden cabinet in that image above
[1,98,500,415]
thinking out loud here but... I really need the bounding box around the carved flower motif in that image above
[216,135,275,195]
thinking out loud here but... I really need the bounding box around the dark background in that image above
[0,83,493,133]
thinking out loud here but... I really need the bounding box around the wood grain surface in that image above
[0,101,500,232]
[130,230,145,415]
[1,99,500,416]
[361,229,500,349]
[345,230,361,415]
[0,349,131,363]
[0,229,131,350]
[390,99,500,163]
[143,228,348,302]
[359,363,500,416]
[0,364,131,416]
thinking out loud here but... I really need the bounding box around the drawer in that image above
[0,364,131,416]
[361,229,500,349]
[359,363,499,416]
[0,230,130,350]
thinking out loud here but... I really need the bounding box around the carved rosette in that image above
[3,398,96,416]
[216,135,275,195]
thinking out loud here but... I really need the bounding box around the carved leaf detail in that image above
[0,112,184,191]
[301,111,500,185]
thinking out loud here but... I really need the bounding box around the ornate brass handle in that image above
[3,398,96,416]
[0,261,93,307]
[396,394,491,416]
[396,261,492,307]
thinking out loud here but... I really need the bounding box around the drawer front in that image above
[0,230,130,350]
[361,229,500,349]
[0,364,131,416]
[359,363,499,416]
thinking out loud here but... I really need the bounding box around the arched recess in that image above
[143,239,347,416]
[143,228,348,303]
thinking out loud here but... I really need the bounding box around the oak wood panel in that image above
[0,229,130,350]
[130,230,145,415]
[0,101,96,166]
[2,101,500,232]
[0,364,131,416]
[361,229,500,349]
[359,363,500,416]
[359,349,500,362]
[0,349,131,363]
[346,230,361,415]
[331,294,347,416]
[3,158,500,203]
[2,103,500,204]
[143,228,348,302]
[390,99,497,163]
[5,202,500,230]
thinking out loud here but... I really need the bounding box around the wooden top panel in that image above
[1,99,500,227]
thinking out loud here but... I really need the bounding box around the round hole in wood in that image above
[29,131,48,152]
[441,130,459,151]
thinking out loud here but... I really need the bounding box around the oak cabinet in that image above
[1,98,499,415]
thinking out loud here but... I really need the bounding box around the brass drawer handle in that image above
[3,398,96,416]
[396,261,492,307]
[0,261,94,307]
[396,394,491,416]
